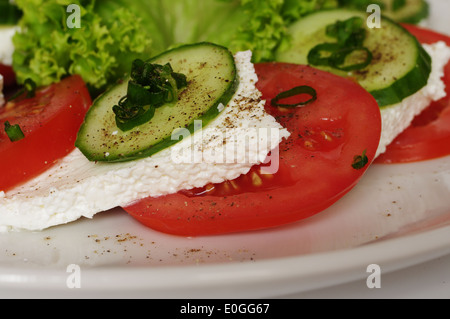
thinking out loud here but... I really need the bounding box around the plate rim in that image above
[2,222,450,298]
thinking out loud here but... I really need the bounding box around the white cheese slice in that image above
[0,51,290,232]
[376,42,450,157]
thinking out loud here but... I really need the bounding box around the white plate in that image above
[1,0,450,299]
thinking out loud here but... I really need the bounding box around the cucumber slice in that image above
[338,0,429,24]
[275,9,432,107]
[76,42,238,162]
[372,0,429,24]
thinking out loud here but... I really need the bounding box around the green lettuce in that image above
[231,0,338,61]
[12,0,152,92]
[12,0,339,92]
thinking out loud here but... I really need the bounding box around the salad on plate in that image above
[0,0,450,238]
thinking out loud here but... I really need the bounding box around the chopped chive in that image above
[113,60,187,132]
[352,150,369,170]
[329,47,373,71]
[307,43,342,68]
[8,78,37,101]
[24,78,37,98]
[271,85,317,108]
[4,121,25,142]
[308,17,372,72]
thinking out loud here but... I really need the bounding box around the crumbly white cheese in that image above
[0,51,290,232]
[376,42,450,157]
[0,26,17,66]
[0,74,4,107]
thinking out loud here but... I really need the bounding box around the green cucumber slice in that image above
[381,0,429,24]
[373,0,429,24]
[275,9,432,107]
[75,42,238,162]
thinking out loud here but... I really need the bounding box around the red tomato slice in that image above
[375,24,450,164]
[123,64,381,236]
[0,75,92,192]
[0,63,16,87]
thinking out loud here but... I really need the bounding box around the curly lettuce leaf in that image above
[227,0,287,62]
[12,0,152,92]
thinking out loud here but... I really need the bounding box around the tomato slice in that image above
[0,63,16,88]
[0,75,92,192]
[375,24,450,164]
[123,64,381,236]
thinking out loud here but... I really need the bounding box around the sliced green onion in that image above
[271,85,317,108]
[308,43,341,67]
[24,78,37,98]
[113,60,187,132]
[8,78,37,102]
[4,121,25,142]
[352,150,369,170]
[308,17,372,73]
[325,17,365,48]
[172,72,188,89]
[114,105,156,132]
[329,47,373,72]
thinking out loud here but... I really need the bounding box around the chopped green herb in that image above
[113,60,187,132]
[308,17,373,72]
[326,17,366,47]
[352,149,369,169]
[8,78,37,101]
[4,121,25,142]
[24,78,37,98]
[329,47,373,71]
[307,43,342,68]
[271,85,317,108]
